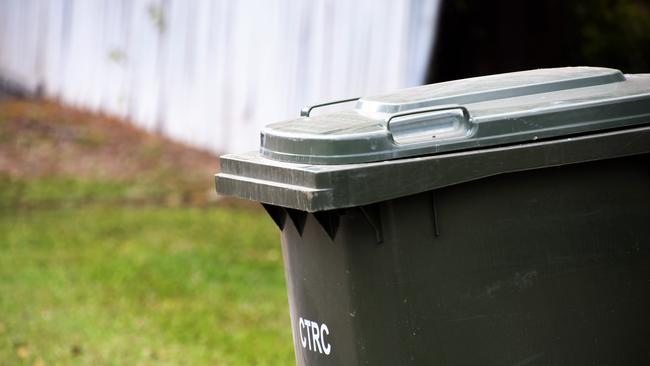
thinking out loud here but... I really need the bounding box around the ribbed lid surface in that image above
[261,67,650,164]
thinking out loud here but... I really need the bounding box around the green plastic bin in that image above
[216,67,650,365]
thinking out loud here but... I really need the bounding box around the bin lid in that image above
[216,67,650,212]
[260,67,650,164]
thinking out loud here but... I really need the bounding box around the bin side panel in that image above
[280,153,650,365]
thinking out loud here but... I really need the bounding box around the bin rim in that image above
[216,124,650,212]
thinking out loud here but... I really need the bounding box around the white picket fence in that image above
[0,0,439,153]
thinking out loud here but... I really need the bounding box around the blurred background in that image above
[0,0,648,365]
[0,0,438,153]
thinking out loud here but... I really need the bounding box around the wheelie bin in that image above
[216,67,650,365]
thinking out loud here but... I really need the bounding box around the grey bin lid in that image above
[260,67,650,164]
[216,67,650,212]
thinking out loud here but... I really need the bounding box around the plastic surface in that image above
[217,125,650,212]
[260,67,650,164]
[214,68,650,366]
[277,154,650,365]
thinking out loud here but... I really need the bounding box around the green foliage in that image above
[147,3,167,34]
[0,176,132,208]
[576,0,650,72]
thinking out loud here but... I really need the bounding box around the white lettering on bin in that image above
[298,317,331,355]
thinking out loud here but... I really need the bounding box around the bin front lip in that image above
[215,124,650,212]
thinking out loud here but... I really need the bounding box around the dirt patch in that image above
[0,100,226,207]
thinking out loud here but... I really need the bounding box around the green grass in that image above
[0,100,293,364]
[0,176,133,209]
[0,175,206,209]
[0,206,293,365]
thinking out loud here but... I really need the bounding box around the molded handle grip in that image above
[386,105,473,144]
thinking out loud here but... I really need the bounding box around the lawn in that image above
[0,100,294,365]
[0,207,293,365]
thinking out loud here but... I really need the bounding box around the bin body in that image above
[215,67,650,365]
[281,154,650,365]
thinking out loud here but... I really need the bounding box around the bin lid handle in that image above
[300,97,360,117]
[386,105,474,145]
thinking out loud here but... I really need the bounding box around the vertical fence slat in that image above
[0,0,438,153]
